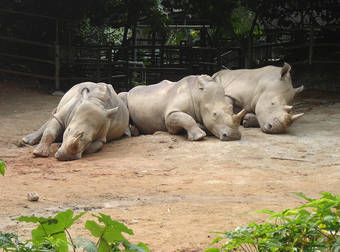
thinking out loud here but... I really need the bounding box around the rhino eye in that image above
[213,112,217,117]
[271,102,275,105]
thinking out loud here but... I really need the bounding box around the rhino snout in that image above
[261,118,286,134]
[219,131,241,141]
[55,149,82,161]
[264,123,273,131]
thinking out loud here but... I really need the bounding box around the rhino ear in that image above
[105,107,119,118]
[81,88,89,100]
[197,76,206,90]
[213,75,222,84]
[280,63,291,80]
[294,85,304,94]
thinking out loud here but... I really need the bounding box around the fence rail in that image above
[1,8,338,91]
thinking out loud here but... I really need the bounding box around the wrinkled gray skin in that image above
[119,75,246,141]
[23,82,130,161]
[213,63,304,133]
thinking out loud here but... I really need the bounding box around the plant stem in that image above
[65,229,76,252]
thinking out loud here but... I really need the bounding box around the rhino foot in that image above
[23,134,40,145]
[187,128,206,141]
[33,144,50,157]
[242,113,259,128]
[130,125,140,137]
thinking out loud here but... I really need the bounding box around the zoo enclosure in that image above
[1,9,339,91]
[0,9,61,89]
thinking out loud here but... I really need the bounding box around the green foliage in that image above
[17,210,86,252]
[231,5,262,38]
[0,232,32,251]
[85,213,149,252]
[206,192,340,251]
[0,210,149,252]
[0,158,5,176]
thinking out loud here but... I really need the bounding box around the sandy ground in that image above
[0,80,340,252]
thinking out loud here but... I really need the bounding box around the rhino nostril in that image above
[223,133,228,138]
[266,124,272,130]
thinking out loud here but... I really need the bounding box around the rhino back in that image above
[216,66,288,110]
[127,80,176,134]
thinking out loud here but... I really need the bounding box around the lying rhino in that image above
[119,75,246,141]
[23,82,129,161]
[213,63,304,133]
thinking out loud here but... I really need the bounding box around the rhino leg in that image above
[22,120,49,145]
[166,112,206,141]
[33,118,63,157]
[129,125,140,137]
[84,140,105,154]
[242,113,260,128]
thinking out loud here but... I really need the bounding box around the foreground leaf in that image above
[0,158,6,176]
[74,237,97,252]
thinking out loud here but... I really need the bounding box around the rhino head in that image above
[255,63,304,134]
[55,88,118,161]
[196,75,246,141]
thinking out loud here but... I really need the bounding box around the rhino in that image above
[22,82,129,161]
[119,75,246,141]
[212,63,304,133]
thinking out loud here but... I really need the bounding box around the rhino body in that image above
[213,63,304,133]
[23,82,129,161]
[120,75,246,141]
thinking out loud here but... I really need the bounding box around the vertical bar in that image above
[108,47,112,84]
[55,19,60,90]
[309,26,314,65]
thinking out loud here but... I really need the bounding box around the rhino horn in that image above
[294,85,304,94]
[232,109,247,125]
[105,106,119,118]
[290,113,304,122]
[283,105,293,112]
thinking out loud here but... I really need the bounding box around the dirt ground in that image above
[0,80,340,252]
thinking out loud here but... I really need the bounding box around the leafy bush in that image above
[0,210,149,252]
[206,192,340,251]
[0,158,5,176]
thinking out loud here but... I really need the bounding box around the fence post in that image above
[55,19,60,90]
[308,26,314,65]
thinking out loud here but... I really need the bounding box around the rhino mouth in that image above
[210,128,241,141]
[55,150,82,161]
[219,132,241,141]
[261,117,287,134]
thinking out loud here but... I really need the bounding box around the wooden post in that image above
[55,19,60,90]
[308,26,314,65]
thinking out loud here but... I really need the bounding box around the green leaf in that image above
[54,209,86,229]
[97,213,134,235]
[210,236,223,245]
[97,239,111,252]
[85,220,105,238]
[204,248,220,252]
[18,215,56,224]
[19,210,85,249]
[123,241,149,252]
[0,158,5,176]
[257,209,276,215]
[74,237,97,252]
[0,232,18,248]
[293,192,314,202]
[90,213,134,243]
[136,242,150,252]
